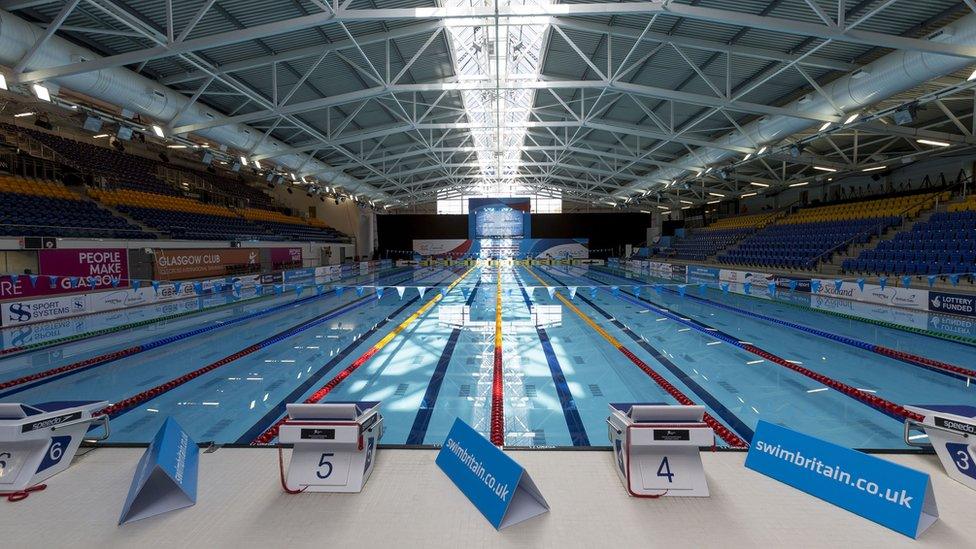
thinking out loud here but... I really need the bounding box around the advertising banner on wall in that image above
[811,279,929,311]
[413,239,473,257]
[720,269,773,285]
[927,291,976,317]
[468,197,531,239]
[153,248,259,280]
[270,247,303,267]
[687,266,720,282]
[1,249,130,301]
[810,293,930,331]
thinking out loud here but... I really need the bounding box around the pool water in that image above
[1,265,972,450]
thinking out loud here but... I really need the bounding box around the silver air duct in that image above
[0,9,389,202]
[613,14,976,197]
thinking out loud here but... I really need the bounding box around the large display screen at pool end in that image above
[468,198,531,239]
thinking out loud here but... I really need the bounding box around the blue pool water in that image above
[1,265,973,450]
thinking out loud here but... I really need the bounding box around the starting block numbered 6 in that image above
[607,403,713,497]
[905,405,976,491]
[279,401,383,493]
[0,401,110,493]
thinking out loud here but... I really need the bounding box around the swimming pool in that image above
[1,264,972,450]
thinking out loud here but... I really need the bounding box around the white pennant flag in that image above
[396,286,406,299]
[568,286,578,300]
[417,286,427,299]
[546,287,557,299]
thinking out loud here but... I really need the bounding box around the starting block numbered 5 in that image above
[279,401,383,493]
[0,401,110,492]
[905,405,976,491]
[607,403,713,497]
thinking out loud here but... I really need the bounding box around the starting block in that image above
[905,405,976,491]
[279,401,383,492]
[0,401,110,492]
[607,403,713,497]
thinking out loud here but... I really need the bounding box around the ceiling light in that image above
[13,112,35,118]
[757,146,767,154]
[708,192,725,197]
[240,155,248,165]
[813,166,837,172]
[743,153,752,161]
[789,182,809,187]
[917,139,951,147]
[253,159,261,168]
[639,210,651,214]
[862,165,887,172]
[680,200,694,205]
[818,121,831,131]
[680,206,691,210]
[656,205,670,210]
[0,74,7,90]
[92,134,108,138]
[32,83,51,101]
[844,113,859,124]
[740,192,757,198]
[290,173,297,181]
[707,199,721,204]
[968,68,976,81]
[750,181,769,187]
[167,144,187,149]
[151,124,165,138]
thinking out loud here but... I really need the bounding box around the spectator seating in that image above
[241,208,348,242]
[653,212,777,260]
[707,212,778,230]
[0,175,154,239]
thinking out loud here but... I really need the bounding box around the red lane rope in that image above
[0,347,142,391]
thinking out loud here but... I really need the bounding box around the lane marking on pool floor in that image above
[550,266,924,424]
[92,268,466,421]
[0,266,412,359]
[513,269,590,446]
[591,266,976,382]
[0,267,432,397]
[524,267,748,448]
[251,267,476,444]
[490,268,505,446]
[405,279,483,445]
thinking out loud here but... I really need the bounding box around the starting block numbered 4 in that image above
[0,401,110,493]
[607,403,713,497]
[279,401,383,493]
[905,405,976,491]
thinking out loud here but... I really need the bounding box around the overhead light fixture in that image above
[290,173,297,181]
[151,124,165,138]
[0,74,7,90]
[656,205,670,210]
[740,192,758,198]
[13,112,35,118]
[789,182,810,187]
[239,155,248,165]
[750,181,769,187]
[639,210,651,214]
[92,134,109,138]
[818,121,832,132]
[253,159,261,169]
[708,192,725,197]
[680,200,694,205]
[813,166,837,172]
[968,68,976,82]
[844,113,859,124]
[167,144,187,149]
[680,206,691,210]
[32,83,51,102]
[757,146,767,154]
[743,153,753,161]
[917,139,951,147]
[707,199,721,204]
[862,165,887,172]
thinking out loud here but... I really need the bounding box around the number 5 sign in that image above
[607,403,713,497]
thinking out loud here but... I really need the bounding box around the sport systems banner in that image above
[0,248,129,300]
[153,248,260,280]
[468,198,531,239]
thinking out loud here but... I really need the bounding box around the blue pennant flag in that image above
[376,287,385,299]
[274,284,283,295]
[878,276,887,291]
[461,287,470,300]
[568,287,577,300]
[151,280,160,293]
[678,285,687,297]
[833,279,843,292]
[440,287,449,298]
[743,282,751,295]
[788,279,797,292]
[132,279,141,292]
[255,284,264,295]
[356,286,365,297]
[295,284,304,297]
[316,284,325,296]
[589,286,598,299]
[193,282,203,295]
[110,277,120,288]
[28,274,38,288]
[610,285,620,297]
[927,275,937,288]
[9,274,18,284]
[335,286,345,297]
[721,283,730,294]
[811,280,822,293]
[173,282,183,294]
[768,282,777,297]
[87,276,97,288]
[950,274,960,286]
[902,275,912,289]
[634,285,644,298]
[69,276,80,289]
[856,278,865,292]
[698,283,707,296]
[214,282,224,293]
[48,275,58,289]
[546,286,556,300]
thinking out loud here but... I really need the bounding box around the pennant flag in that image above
[417,286,427,299]
[48,275,58,289]
[110,277,120,288]
[879,276,887,291]
[255,284,264,295]
[440,287,449,298]
[132,279,141,292]
[9,274,18,284]
[927,275,937,288]
[567,286,577,300]
[173,282,183,294]
[546,286,556,300]
[214,282,224,293]
[857,278,865,292]
[678,285,687,297]
[767,282,777,297]
[811,280,822,293]
[721,283,730,294]
[295,284,304,297]
[589,286,598,299]
[610,286,620,297]
[396,286,406,299]
[744,282,751,295]
[375,287,385,300]
[85,276,97,288]
[461,288,470,300]
[950,274,959,287]
[833,279,843,292]
[356,286,365,297]
[151,280,160,293]
[698,283,707,296]
[68,276,79,288]
[335,286,345,297]
[193,282,203,295]
[902,275,912,289]
[788,279,797,292]
[28,274,38,288]
[316,284,325,296]
[274,284,283,295]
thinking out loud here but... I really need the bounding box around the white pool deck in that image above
[3,447,975,548]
